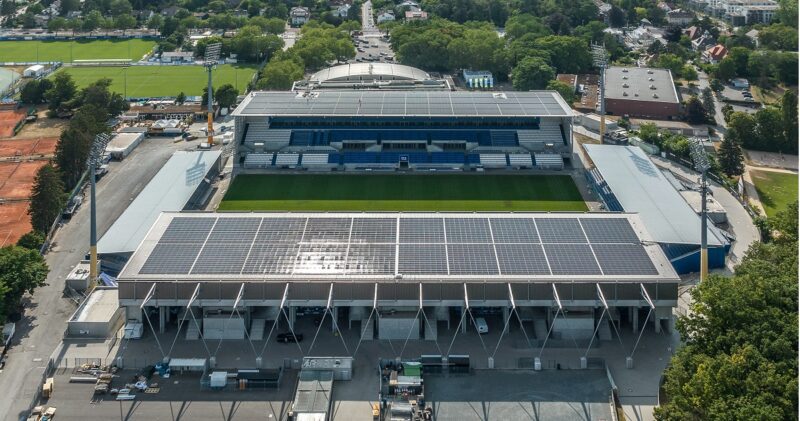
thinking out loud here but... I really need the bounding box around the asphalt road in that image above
[0,137,192,421]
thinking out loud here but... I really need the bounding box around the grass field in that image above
[0,39,155,62]
[52,64,257,97]
[750,170,798,217]
[219,174,588,212]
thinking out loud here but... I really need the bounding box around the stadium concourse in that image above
[231,90,573,172]
[116,212,679,366]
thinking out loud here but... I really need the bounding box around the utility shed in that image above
[106,132,145,160]
[97,150,221,272]
[584,144,729,273]
[290,370,333,421]
[67,288,123,338]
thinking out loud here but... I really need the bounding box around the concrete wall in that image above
[606,98,681,120]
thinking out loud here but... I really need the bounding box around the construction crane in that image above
[591,44,608,142]
[204,43,222,146]
[88,133,112,286]
[689,139,711,282]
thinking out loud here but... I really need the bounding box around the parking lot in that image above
[352,36,396,64]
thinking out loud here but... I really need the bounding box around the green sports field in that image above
[0,39,155,62]
[751,170,798,217]
[52,64,257,98]
[219,174,588,212]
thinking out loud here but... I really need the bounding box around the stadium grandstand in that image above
[117,212,679,346]
[231,90,574,172]
[291,63,450,91]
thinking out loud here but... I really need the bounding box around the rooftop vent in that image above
[648,77,654,81]
[622,83,629,88]
[653,93,659,98]
[622,91,628,96]
[622,76,628,80]
[649,84,657,90]
[647,70,654,74]
[622,69,629,72]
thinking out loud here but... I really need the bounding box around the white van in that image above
[475,317,488,334]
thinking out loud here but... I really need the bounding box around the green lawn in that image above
[0,39,155,62]
[750,170,798,217]
[219,174,588,212]
[52,64,257,98]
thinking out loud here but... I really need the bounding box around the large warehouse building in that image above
[603,67,681,120]
[117,212,679,350]
[231,90,574,172]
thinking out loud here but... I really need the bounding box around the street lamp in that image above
[88,133,111,286]
[203,43,222,146]
[591,44,608,142]
[689,138,711,283]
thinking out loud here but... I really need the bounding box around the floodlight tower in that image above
[689,139,711,283]
[204,43,222,146]
[591,44,609,142]
[88,133,112,285]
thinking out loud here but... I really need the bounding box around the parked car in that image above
[276,332,303,343]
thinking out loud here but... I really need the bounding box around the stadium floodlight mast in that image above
[88,132,112,286]
[204,43,222,146]
[689,138,711,283]
[591,44,609,142]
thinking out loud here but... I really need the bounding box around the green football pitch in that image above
[0,39,155,62]
[52,64,257,98]
[219,174,588,212]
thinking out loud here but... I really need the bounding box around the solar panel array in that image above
[138,216,659,277]
[237,91,572,117]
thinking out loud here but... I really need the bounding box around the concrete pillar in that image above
[460,306,467,333]
[331,307,338,333]
[580,356,587,369]
[503,307,511,333]
[654,313,662,333]
[631,307,639,334]
[289,306,296,330]
[626,356,634,369]
[159,306,166,334]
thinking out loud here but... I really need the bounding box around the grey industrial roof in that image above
[232,91,573,118]
[118,212,678,282]
[604,67,679,104]
[309,63,431,83]
[584,144,725,246]
[98,150,221,255]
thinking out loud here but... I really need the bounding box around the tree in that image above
[59,0,80,15]
[504,13,551,40]
[28,164,66,234]
[715,57,737,81]
[214,84,239,109]
[257,58,304,90]
[71,78,129,117]
[512,57,555,91]
[717,134,744,177]
[650,53,684,76]
[758,24,798,51]
[681,65,697,81]
[684,96,708,124]
[780,91,798,153]
[709,78,724,92]
[55,106,107,189]
[45,72,77,113]
[755,106,784,151]
[175,92,186,105]
[639,122,660,145]
[0,246,49,322]
[546,80,575,104]
[146,14,163,30]
[115,15,136,31]
[20,79,53,104]
[16,231,45,251]
[48,17,68,32]
[655,202,797,420]
[701,87,715,120]
[726,112,757,146]
[533,36,592,74]
[721,104,734,124]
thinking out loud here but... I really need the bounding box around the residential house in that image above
[745,29,759,47]
[65,10,82,19]
[684,25,701,40]
[34,14,50,26]
[666,9,694,26]
[405,10,428,21]
[706,0,778,25]
[658,1,673,12]
[399,0,421,11]
[332,4,351,17]
[161,51,196,63]
[594,0,612,24]
[691,30,715,51]
[377,10,395,23]
[703,44,728,63]
[290,6,311,26]
[161,5,181,17]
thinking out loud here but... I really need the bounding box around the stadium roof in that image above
[584,144,725,246]
[98,150,221,256]
[604,67,679,104]
[309,63,431,83]
[119,212,678,283]
[232,91,573,118]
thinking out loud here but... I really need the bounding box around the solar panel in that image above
[447,244,499,275]
[592,244,658,275]
[242,243,299,274]
[347,244,395,274]
[580,218,640,243]
[351,218,396,244]
[191,243,251,274]
[398,244,447,274]
[543,244,601,275]
[140,243,202,274]
[255,217,306,243]
[160,217,215,243]
[206,217,261,243]
[295,244,348,274]
[303,218,351,243]
[399,218,444,243]
[535,218,587,243]
[495,244,550,275]
[490,218,539,243]
[445,218,491,243]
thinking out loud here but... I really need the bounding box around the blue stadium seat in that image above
[430,152,465,164]
[344,152,379,163]
[466,154,481,164]
[327,153,342,165]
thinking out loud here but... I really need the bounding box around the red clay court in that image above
[0,202,32,247]
[0,110,26,138]
[0,161,48,246]
[0,137,58,158]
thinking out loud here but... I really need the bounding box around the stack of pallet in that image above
[41,378,54,399]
